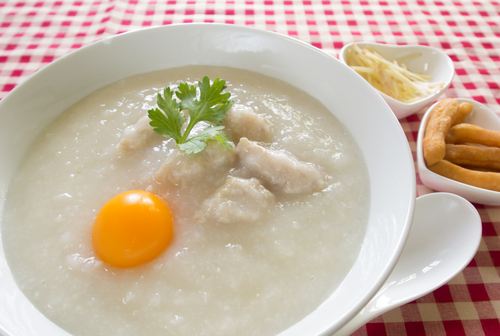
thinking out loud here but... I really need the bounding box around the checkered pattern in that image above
[1,1,500,335]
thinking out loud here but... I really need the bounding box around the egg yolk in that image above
[92,190,173,268]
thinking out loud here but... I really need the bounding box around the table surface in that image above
[1,1,499,335]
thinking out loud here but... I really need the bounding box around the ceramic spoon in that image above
[334,192,482,336]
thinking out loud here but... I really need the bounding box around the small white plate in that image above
[339,42,454,119]
[417,98,500,206]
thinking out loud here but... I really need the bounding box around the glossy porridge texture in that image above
[1,66,370,336]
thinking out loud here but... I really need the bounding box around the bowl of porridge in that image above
[0,24,415,336]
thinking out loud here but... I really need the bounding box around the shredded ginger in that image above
[345,43,444,103]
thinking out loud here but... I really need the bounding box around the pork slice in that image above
[222,104,273,143]
[236,137,326,194]
[155,141,236,189]
[195,177,276,225]
[116,113,155,152]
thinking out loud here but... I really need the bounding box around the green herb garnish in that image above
[148,76,234,154]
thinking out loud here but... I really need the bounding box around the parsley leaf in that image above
[179,126,233,154]
[148,87,185,143]
[148,76,234,154]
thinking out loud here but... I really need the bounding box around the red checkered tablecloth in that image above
[1,1,499,335]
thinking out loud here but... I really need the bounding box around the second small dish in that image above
[417,98,500,206]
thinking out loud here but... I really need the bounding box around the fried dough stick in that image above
[446,123,500,148]
[423,98,460,166]
[444,144,500,171]
[452,102,474,126]
[428,160,500,192]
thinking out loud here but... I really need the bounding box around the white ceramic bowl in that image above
[339,42,454,119]
[417,98,500,206]
[0,24,415,336]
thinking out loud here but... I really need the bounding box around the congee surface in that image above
[1,66,370,336]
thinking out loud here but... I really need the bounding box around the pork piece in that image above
[116,113,155,152]
[155,141,236,189]
[236,137,327,194]
[195,177,276,225]
[222,104,273,143]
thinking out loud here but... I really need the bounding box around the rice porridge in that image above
[1,66,370,336]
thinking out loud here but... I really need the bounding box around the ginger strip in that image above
[446,123,500,147]
[444,144,500,171]
[423,98,460,166]
[428,160,500,192]
[345,44,443,103]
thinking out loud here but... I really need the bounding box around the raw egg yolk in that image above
[92,190,173,268]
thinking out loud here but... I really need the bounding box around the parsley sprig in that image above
[148,76,234,154]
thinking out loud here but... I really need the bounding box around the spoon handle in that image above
[333,193,481,336]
